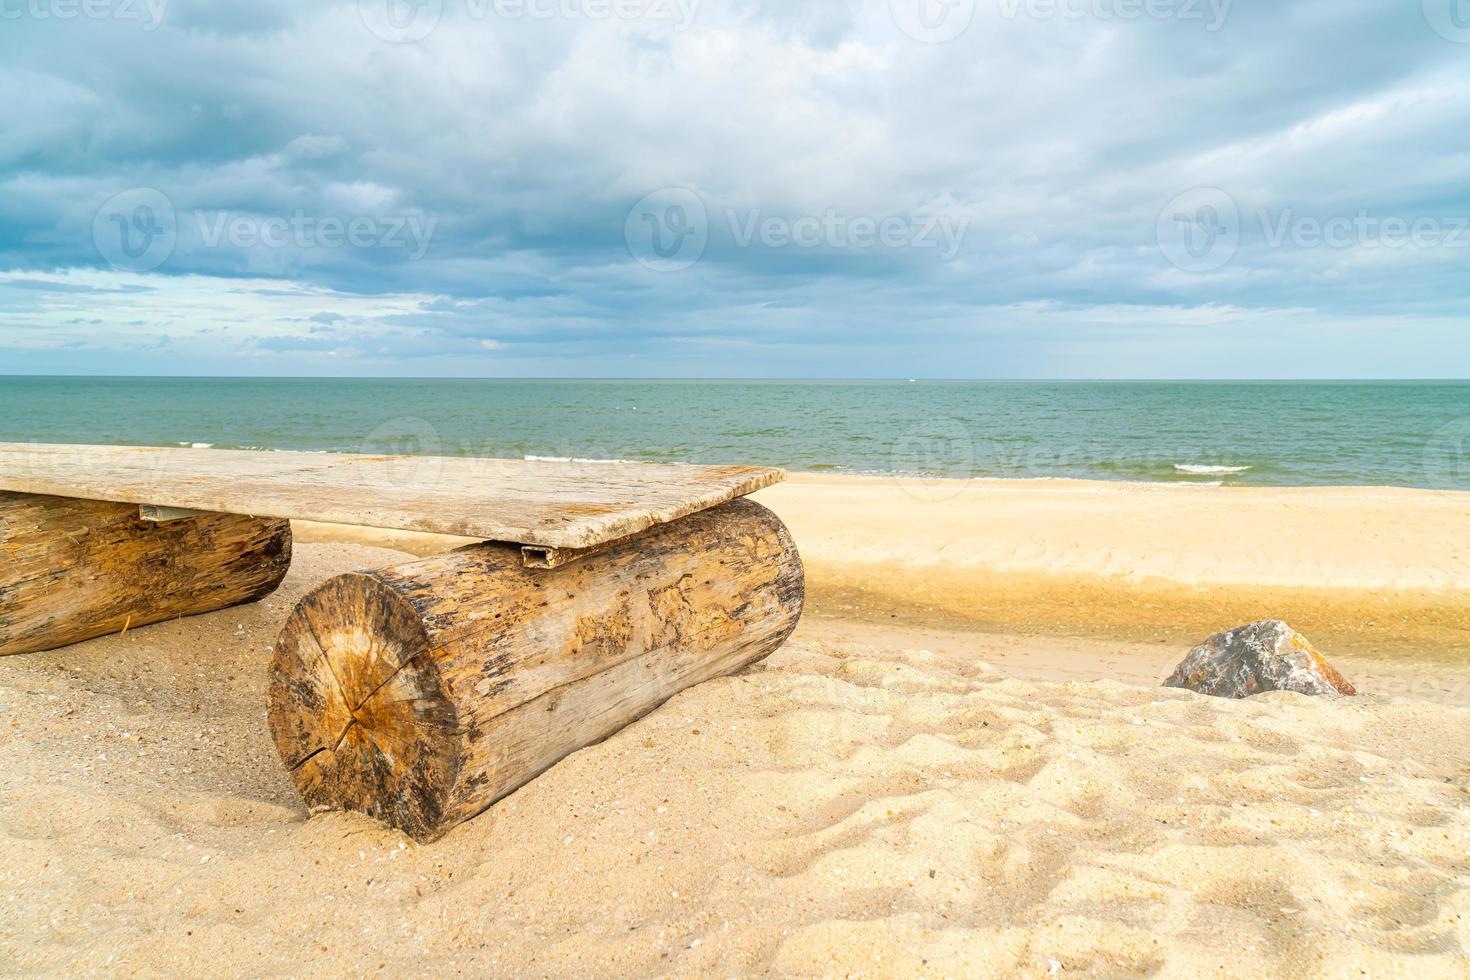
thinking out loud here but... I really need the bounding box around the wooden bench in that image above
[0,443,804,840]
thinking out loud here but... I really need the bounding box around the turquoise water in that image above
[0,377,1466,489]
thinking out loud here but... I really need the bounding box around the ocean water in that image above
[0,377,1467,489]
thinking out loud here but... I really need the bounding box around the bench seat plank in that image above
[0,443,784,550]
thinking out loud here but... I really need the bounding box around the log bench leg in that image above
[0,492,293,657]
[268,498,804,842]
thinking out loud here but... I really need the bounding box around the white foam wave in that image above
[1174,464,1252,475]
[524,454,646,465]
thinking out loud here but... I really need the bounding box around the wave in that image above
[1173,464,1253,475]
[524,454,660,466]
[167,442,310,452]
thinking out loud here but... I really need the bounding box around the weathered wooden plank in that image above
[0,492,292,657]
[0,443,784,550]
[267,498,804,842]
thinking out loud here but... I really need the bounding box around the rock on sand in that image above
[1164,620,1358,699]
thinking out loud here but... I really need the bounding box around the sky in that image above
[2,0,1469,378]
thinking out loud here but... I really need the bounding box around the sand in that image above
[5,475,1470,975]
[764,474,1470,591]
[756,475,1470,669]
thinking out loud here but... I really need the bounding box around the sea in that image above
[1,377,1467,489]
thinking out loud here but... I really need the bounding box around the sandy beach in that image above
[4,475,1470,975]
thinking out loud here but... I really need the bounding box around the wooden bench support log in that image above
[268,498,803,842]
[0,492,292,657]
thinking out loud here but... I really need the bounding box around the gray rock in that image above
[1163,621,1357,699]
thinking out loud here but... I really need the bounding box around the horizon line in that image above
[3,375,1470,384]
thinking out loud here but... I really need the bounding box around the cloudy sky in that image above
[2,0,1469,377]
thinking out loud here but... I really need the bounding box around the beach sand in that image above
[4,476,1470,975]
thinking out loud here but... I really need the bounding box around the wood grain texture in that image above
[0,492,292,657]
[268,498,804,842]
[0,443,785,549]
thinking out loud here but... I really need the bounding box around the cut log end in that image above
[267,573,461,840]
[269,498,804,842]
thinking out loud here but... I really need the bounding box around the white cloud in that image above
[1,1,1468,375]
